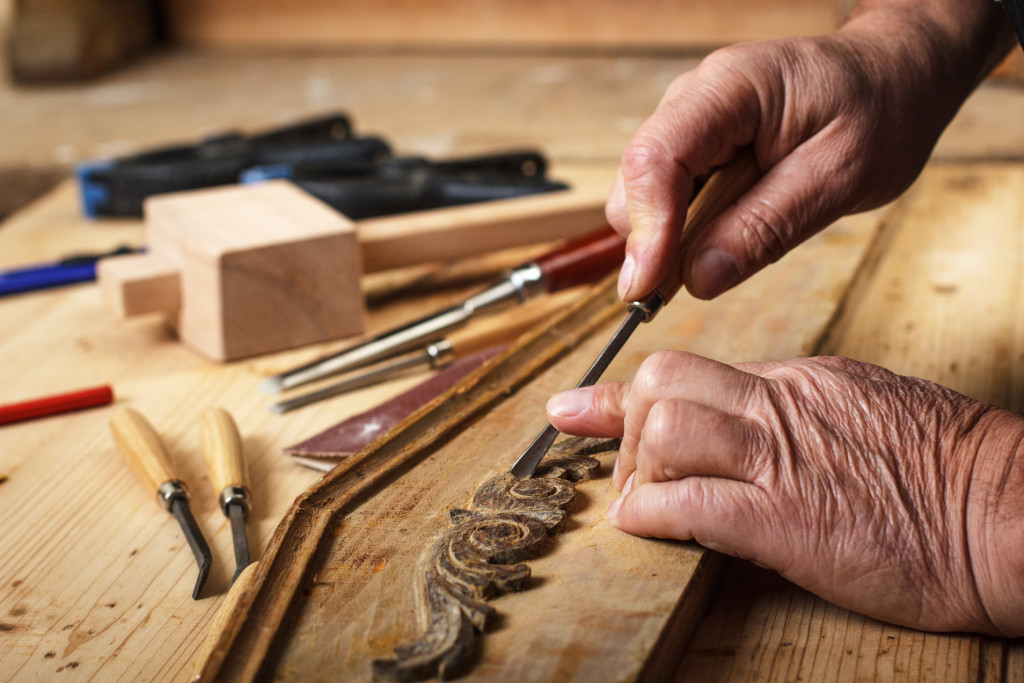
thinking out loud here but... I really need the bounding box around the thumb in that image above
[546,382,630,438]
[615,63,762,301]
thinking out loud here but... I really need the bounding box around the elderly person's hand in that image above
[609,0,1015,302]
[546,352,1024,636]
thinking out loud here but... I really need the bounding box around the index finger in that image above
[616,54,761,301]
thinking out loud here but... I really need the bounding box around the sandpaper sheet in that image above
[284,347,503,461]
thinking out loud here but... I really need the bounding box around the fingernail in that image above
[617,253,635,299]
[692,247,740,298]
[606,494,623,524]
[622,471,636,495]
[547,389,590,418]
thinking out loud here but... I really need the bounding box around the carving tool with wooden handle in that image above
[200,408,252,584]
[269,290,577,414]
[260,225,626,394]
[511,149,761,479]
[109,408,213,599]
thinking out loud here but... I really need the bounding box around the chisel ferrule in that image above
[425,339,456,369]
[628,291,665,322]
[156,480,189,512]
[507,263,546,302]
[219,485,252,518]
[463,264,544,317]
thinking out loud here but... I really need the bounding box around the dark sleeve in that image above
[1000,0,1024,48]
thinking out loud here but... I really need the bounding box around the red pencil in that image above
[0,384,115,426]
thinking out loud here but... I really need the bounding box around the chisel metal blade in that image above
[169,497,213,600]
[268,349,430,414]
[227,503,251,584]
[260,305,470,394]
[510,296,659,479]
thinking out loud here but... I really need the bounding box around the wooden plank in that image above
[818,162,1024,409]
[164,0,844,50]
[357,188,606,272]
[199,205,887,679]
[676,162,1024,681]
[675,560,1008,682]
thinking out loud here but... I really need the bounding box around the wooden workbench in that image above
[2,49,1024,680]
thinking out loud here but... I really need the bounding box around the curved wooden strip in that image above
[372,438,617,682]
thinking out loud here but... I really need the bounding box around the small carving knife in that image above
[510,149,761,479]
[110,408,213,599]
[260,225,626,394]
[200,408,253,584]
[268,290,576,414]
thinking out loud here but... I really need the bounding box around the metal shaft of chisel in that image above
[268,347,442,414]
[169,497,213,600]
[216,484,253,584]
[510,293,663,479]
[227,503,251,583]
[261,262,548,394]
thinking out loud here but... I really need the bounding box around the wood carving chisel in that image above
[511,149,761,479]
[109,408,213,599]
[260,225,626,394]
[200,408,252,584]
[269,291,576,414]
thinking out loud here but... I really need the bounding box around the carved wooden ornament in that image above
[373,436,621,681]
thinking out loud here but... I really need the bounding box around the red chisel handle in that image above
[534,226,625,293]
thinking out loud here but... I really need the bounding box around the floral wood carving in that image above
[372,436,621,682]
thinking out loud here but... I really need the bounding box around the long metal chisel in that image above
[260,226,625,394]
[269,290,575,414]
[510,149,761,479]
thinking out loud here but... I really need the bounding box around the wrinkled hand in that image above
[547,352,1024,636]
[609,1,1013,301]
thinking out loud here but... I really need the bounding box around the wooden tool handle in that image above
[534,226,625,293]
[447,290,578,357]
[110,407,177,493]
[655,148,761,303]
[200,407,249,494]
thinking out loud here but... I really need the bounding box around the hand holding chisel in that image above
[200,408,253,584]
[110,408,213,600]
[510,149,761,478]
